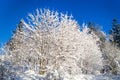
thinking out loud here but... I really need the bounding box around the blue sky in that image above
[0,0,120,45]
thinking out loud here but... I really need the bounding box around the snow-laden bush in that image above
[0,59,19,80]
[101,41,120,75]
[4,9,103,79]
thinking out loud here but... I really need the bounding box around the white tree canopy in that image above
[4,9,103,79]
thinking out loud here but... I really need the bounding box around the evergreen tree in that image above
[110,19,120,47]
[6,20,24,52]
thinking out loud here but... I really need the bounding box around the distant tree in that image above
[88,22,105,41]
[110,19,120,47]
[88,22,96,34]
[6,20,24,52]
[88,22,106,51]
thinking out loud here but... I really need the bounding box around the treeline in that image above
[88,19,120,47]
[87,19,120,75]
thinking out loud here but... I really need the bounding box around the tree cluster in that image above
[0,9,120,79]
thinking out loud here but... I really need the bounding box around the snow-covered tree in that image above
[101,41,120,75]
[110,19,120,47]
[4,21,26,73]
[4,9,103,79]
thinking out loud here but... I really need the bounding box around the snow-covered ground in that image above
[15,70,120,80]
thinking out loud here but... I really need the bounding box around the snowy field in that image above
[17,70,120,80]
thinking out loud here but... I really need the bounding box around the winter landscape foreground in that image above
[0,9,120,80]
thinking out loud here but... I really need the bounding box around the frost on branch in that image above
[4,9,103,78]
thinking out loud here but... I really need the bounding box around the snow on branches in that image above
[4,9,103,78]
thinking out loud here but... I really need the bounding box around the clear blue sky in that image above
[0,0,120,45]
